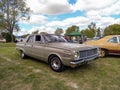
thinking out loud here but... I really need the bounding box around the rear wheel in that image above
[20,51,27,59]
[100,49,108,57]
[49,56,64,72]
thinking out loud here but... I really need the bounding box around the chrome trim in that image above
[70,54,98,65]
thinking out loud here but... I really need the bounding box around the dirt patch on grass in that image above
[33,69,42,73]
[66,82,78,89]
[0,56,20,65]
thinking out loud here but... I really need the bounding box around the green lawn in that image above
[0,43,120,90]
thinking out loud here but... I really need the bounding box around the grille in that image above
[80,49,97,58]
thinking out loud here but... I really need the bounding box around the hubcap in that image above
[101,50,105,57]
[21,52,24,58]
[51,58,61,70]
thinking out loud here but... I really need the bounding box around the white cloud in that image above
[16,26,56,36]
[26,0,73,15]
[96,17,116,28]
[74,0,120,16]
[20,14,47,24]
[74,0,118,11]
[46,16,89,28]
[14,29,29,36]
[29,15,47,24]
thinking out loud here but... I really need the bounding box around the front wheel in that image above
[100,49,108,57]
[49,56,64,72]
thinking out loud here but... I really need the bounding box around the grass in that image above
[0,43,120,90]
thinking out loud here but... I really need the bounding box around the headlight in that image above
[74,52,80,60]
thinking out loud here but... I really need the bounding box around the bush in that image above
[2,32,15,42]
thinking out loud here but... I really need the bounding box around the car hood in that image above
[47,42,98,52]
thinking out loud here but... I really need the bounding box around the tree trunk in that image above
[10,33,14,42]
[9,30,14,42]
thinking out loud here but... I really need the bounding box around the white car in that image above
[0,38,6,43]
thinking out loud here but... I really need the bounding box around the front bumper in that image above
[70,54,98,67]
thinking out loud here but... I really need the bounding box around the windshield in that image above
[43,34,67,43]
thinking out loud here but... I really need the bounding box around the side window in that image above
[108,37,118,43]
[35,35,41,41]
[27,35,34,43]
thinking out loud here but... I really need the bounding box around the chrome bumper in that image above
[70,54,98,66]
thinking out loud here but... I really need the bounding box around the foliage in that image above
[88,22,96,36]
[81,29,94,38]
[21,34,30,38]
[32,30,39,34]
[65,25,79,35]
[96,27,102,37]
[0,0,30,42]
[104,24,120,36]
[40,32,48,34]
[1,32,15,42]
[81,22,97,38]
[55,28,63,35]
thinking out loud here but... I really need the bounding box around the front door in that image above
[117,36,120,53]
[108,36,119,53]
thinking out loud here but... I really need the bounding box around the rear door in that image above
[25,35,35,56]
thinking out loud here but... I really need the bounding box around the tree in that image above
[81,29,94,38]
[55,28,63,35]
[96,27,101,37]
[32,30,39,34]
[80,22,97,38]
[65,25,79,35]
[40,32,48,34]
[21,34,30,38]
[104,24,120,36]
[2,32,15,42]
[88,22,96,36]
[0,0,30,42]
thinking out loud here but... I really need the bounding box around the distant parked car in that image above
[93,36,101,40]
[0,38,6,43]
[85,35,120,57]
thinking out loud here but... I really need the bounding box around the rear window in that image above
[35,35,41,41]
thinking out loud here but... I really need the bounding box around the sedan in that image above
[85,35,120,57]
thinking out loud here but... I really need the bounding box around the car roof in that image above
[104,35,120,38]
[97,35,120,42]
[105,35,120,37]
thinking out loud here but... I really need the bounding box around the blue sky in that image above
[17,0,120,35]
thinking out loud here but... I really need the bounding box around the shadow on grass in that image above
[24,56,98,73]
[27,57,48,66]
[65,63,95,72]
